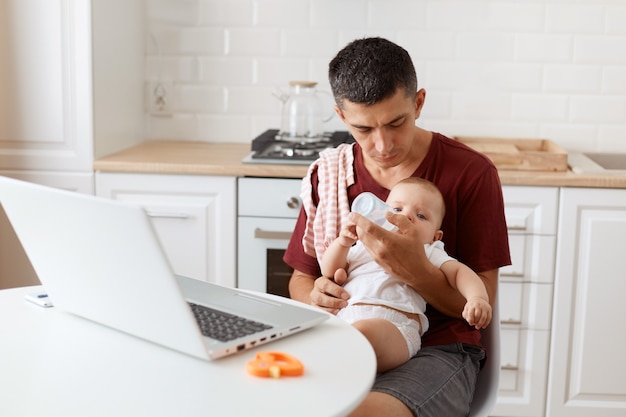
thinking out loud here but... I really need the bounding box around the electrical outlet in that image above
[147,80,173,116]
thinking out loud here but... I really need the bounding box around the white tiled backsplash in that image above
[145,0,626,152]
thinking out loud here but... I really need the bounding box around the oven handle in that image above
[254,228,292,240]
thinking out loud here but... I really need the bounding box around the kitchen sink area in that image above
[568,152,626,175]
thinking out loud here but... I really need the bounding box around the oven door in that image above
[237,177,303,297]
[237,217,296,297]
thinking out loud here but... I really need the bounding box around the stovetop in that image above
[242,129,354,165]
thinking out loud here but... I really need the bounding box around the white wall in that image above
[144,0,626,153]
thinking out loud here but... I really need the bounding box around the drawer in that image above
[502,186,559,235]
[499,281,524,327]
[500,328,521,373]
[495,329,551,417]
[238,177,302,218]
[499,281,553,330]
[500,234,556,283]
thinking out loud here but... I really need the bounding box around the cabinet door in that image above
[548,188,626,417]
[96,173,236,286]
[0,0,143,171]
[0,0,93,171]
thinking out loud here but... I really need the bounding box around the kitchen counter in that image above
[93,140,626,189]
[94,141,310,179]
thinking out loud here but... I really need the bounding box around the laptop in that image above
[0,176,328,360]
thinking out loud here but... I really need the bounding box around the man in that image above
[284,37,511,417]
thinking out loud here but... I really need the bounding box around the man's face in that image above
[334,88,422,169]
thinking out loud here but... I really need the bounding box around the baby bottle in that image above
[351,192,397,231]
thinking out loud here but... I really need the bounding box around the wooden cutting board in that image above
[455,136,568,172]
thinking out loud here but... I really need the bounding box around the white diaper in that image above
[337,304,422,359]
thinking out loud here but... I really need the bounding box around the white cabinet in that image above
[0,172,95,289]
[0,0,143,288]
[95,172,236,287]
[0,0,143,180]
[0,0,93,174]
[547,188,626,417]
[493,186,559,417]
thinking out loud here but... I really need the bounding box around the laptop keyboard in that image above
[188,302,273,342]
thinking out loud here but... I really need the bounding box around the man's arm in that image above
[289,269,350,315]
[288,269,316,304]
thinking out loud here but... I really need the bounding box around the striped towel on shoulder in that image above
[301,143,355,264]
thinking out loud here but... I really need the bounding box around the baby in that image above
[321,177,492,372]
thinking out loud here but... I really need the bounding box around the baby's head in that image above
[386,177,446,243]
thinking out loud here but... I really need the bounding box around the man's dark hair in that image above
[328,37,418,109]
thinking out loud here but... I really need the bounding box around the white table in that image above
[0,286,376,417]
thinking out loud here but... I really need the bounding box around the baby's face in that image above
[386,183,443,244]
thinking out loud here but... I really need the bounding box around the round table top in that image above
[0,285,376,417]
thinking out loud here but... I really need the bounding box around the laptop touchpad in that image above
[215,292,281,315]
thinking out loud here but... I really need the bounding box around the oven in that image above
[237,177,303,297]
[237,129,353,296]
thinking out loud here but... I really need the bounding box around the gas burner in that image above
[265,141,332,158]
[243,129,354,165]
[274,131,332,144]
[290,147,317,157]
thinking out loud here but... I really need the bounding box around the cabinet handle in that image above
[500,319,522,325]
[501,365,519,371]
[506,225,526,231]
[254,229,292,240]
[500,272,524,278]
[146,211,191,219]
[286,196,301,209]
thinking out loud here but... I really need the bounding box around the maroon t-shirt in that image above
[284,132,511,348]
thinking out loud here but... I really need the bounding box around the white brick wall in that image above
[145,0,626,152]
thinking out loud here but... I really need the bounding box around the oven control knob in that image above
[286,196,300,209]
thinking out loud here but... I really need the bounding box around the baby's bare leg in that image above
[353,318,409,373]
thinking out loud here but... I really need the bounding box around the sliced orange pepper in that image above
[246,351,304,378]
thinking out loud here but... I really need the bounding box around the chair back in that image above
[467,296,500,417]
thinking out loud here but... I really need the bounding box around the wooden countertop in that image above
[93,141,626,189]
[94,141,309,179]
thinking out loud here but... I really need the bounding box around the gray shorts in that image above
[372,343,485,417]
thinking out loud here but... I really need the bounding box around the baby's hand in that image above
[337,224,358,247]
[462,297,492,329]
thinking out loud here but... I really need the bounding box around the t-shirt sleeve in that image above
[455,164,511,273]
[283,169,323,278]
[283,206,322,277]
[426,241,456,268]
